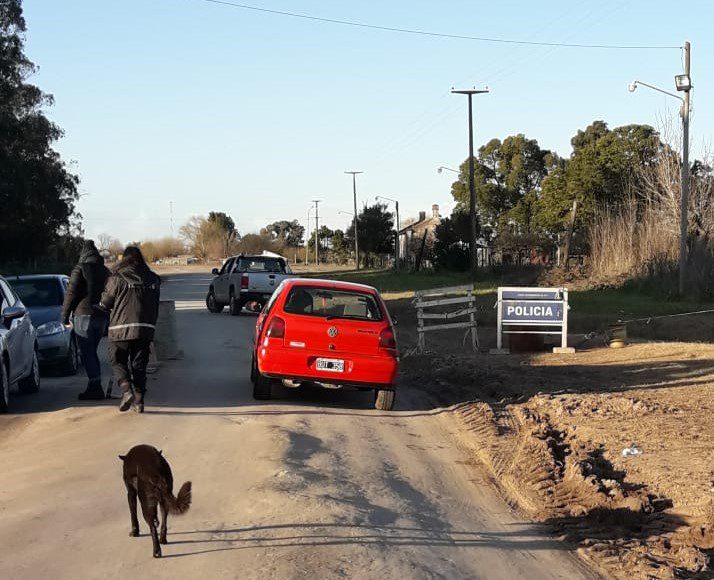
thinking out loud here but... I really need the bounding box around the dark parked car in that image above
[0,275,40,412]
[8,275,80,375]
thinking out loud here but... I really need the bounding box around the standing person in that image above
[100,246,161,413]
[61,240,110,400]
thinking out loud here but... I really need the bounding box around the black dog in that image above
[119,444,192,558]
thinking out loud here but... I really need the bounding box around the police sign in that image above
[492,287,574,354]
[502,300,564,324]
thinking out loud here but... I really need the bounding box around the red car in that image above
[251,278,399,410]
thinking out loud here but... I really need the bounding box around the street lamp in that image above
[437,166,459,174]
[338,210,354,217]
[376,195,400,270]
[345,171,363,270]
[452,86,489,275]
[628,41,691,296]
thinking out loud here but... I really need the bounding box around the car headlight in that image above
[36,321,66,337]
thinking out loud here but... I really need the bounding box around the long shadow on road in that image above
[155,522,572,559]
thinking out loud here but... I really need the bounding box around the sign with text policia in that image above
[491,287,575,354]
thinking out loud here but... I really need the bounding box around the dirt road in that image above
[0,273,595,579]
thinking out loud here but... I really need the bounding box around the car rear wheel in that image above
[229,292,244,316]
[250,355,257,384]
[0,359,9,413]
[374,389,395,411]
[206,290,224,313]
[252,372,272,400]
[61,337,80,376]
[18,349,40,394]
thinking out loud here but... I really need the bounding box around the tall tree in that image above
[450,134,553,231]
[345,203,394,267]
[207,211,238,257]
[180,214,238,260]
[433,210,472,271]
[0,0,80,263]
[329,229,350,263]
[537,121,662,231]
[263,219,305,247]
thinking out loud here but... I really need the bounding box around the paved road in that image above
[0,273,596,579]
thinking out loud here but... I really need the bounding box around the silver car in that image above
[9,275,80,375]
[0,275,40,412]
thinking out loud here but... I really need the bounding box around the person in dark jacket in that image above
[100,246,161,413]
[61,240,110,400]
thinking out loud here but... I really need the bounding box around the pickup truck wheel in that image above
[252,373,272,400]
[18,350,40,394]
[206,290,224,313]
[229,293,244,316]
[374,389,395,411]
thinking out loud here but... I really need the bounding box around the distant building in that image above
[161,254,197,266]
[398,204,441,263]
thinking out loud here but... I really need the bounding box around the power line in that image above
[197,0,680,50]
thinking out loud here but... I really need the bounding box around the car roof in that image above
[7,274,68,281]
[282,278,379,294]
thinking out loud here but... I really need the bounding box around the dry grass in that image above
[587,128,714,298]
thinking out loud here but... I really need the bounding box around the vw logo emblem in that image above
[327,326,338,338]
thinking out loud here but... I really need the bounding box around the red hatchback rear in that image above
[251,279,398,410]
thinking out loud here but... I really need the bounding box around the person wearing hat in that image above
[61,240,110,399]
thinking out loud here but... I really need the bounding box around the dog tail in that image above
[166,481,192,515]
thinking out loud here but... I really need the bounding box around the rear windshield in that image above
[283,286,382,321]
[10,279,62,307]
[235,257,286,273]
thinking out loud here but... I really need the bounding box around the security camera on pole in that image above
[628,41,692,296]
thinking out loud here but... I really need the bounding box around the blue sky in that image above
[22,0,713,243]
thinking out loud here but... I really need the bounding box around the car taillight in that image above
[266,316,285,339]
[379,327,397,353]
[241,275,249,290]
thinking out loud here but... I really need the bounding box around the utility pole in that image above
[306,206,313,265]
[376,195,400,270]
[394,200,400,270]
[345,171,363,270]
[452,87,489,274]
[679,41,691,297]
[629,43,693,296]
[312,200,321,266]
[169,201,174,237]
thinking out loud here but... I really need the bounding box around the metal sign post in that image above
[491,287,574,355]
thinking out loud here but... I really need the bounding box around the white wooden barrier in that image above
[414,285,479,353]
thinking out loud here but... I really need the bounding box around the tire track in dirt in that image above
[453,400,714,579]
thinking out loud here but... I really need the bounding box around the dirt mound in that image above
[455,401,713,578]
[401,344,714,578]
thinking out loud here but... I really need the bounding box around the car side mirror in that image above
[211,268,219,276]
[2,305,26,328]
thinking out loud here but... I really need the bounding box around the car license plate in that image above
[316,358,344,373]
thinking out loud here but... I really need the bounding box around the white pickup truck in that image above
[206,254,294,315]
